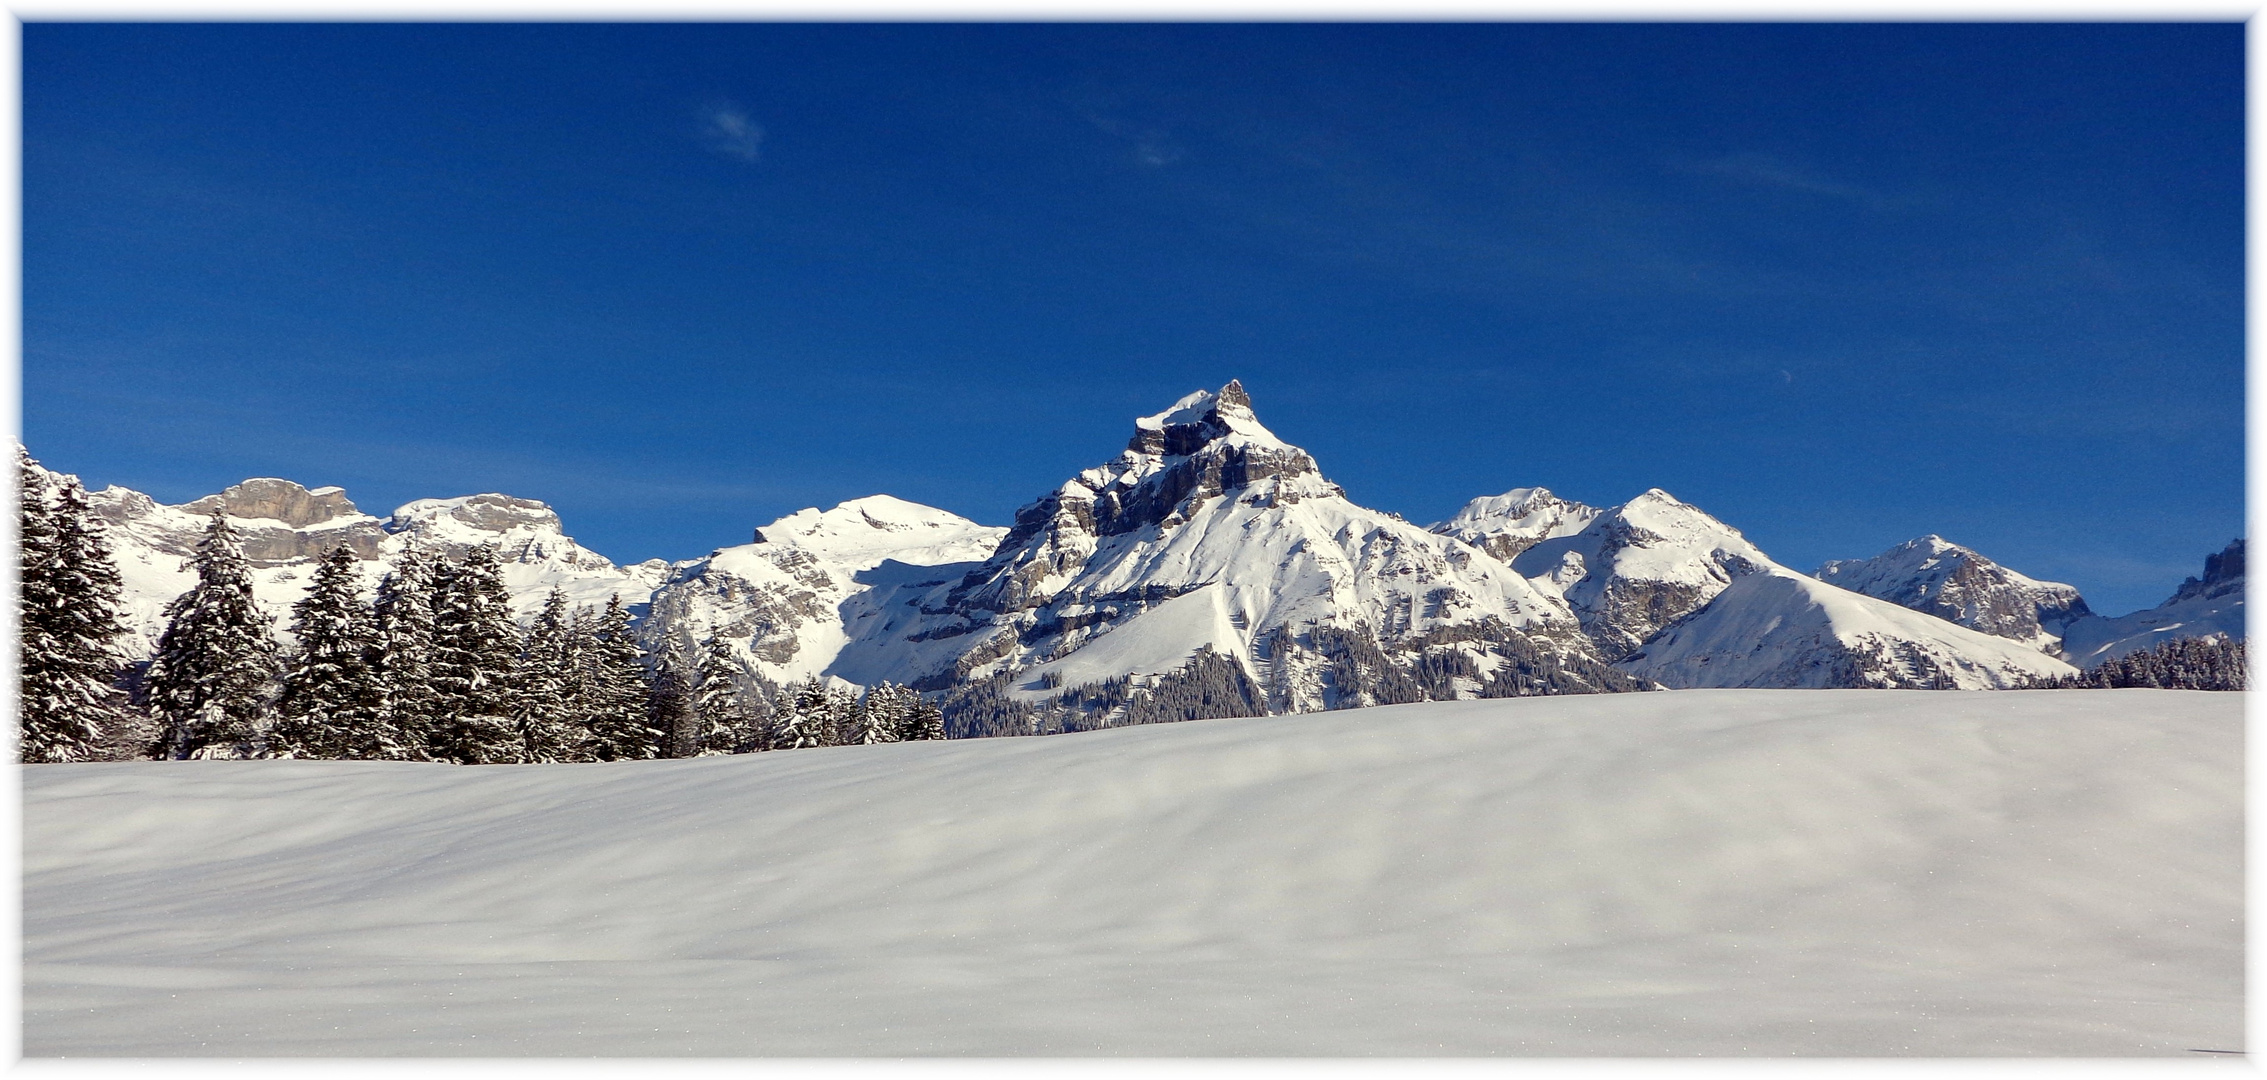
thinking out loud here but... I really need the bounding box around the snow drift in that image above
[23,688,2238,1056]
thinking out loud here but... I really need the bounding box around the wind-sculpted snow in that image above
[1816,535,2091,653]
[1622,570,2079,689]
[23,689,2237,1055]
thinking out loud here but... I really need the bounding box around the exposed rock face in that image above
[96,480,386,567]
[182,479,363,527]
[1815,536,2091,653]
[2171,538,2245,605]
[1509,489,1773,662]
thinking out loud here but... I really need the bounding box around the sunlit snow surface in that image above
[24,689,2238,1056]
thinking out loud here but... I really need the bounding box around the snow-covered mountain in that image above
[810,381,1628,718]
[1440,488,2086,688]
[638,495,1007,691]
[1431,487,1598,562]
[2058,539,2245,667]
[32,386,2230,707]
[1622,569,2078,689]
[69,470,667,654]
[1500,489,1777,662]
[1815,535,2092,654]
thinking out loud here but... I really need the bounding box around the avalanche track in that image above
[23,689,2240,1056]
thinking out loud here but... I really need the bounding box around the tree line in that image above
[16,449,943,763]
[2031,637,2246,692]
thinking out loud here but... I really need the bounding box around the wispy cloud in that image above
[1683,152,1882,207]
[703,104,764,163]
[1134,137,1185,168]
[1074,105,1186,169]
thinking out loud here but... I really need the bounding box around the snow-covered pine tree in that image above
[17,451,131,762]
[372,547,441,760]
[770,676,830,750]
[427,545,523,764]
[648,633,698,758]
[693,635,751,754]
[271,545,388,758]
[578,594,659,761]
[847,682,908,745]
[863,682,935,742]
[511,588,579,762]
[143,512,281,759]
[558,603,600,761]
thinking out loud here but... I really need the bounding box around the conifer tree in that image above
[648,633,698,758]
[17,452,130,762]
[558,603,600,761]
[693,635,751,754]
[372,547,441,760]
[511,588,579,762]
[846,682,907,746]
[578,594,659,761]
[770,676,831,750]
[428,545,522,764]
[271,545,388,758]
[865,681,942,742]
[907,697,947,741]
[144,512,281,759]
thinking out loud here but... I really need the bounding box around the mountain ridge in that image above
[34,380,2235,716]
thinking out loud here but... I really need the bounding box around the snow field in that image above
[23,689,2240,1056]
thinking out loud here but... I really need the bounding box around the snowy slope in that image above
[1816,535,2091,653]
[2058,539,2245,666]
[1431,486,1598,562]
[843,382,1608,712]
[1509,488,1776,661]
[638,496,1007,691]
[1622,569,2079,689]
[23,689,2238,1056]
[71,470,665,653]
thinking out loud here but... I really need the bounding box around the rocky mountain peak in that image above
[1814,535,2090,652]
[181,478,367,527]
[1075,382,1335,540]
[2170,538,2245,604]
[1126,379,1280,457]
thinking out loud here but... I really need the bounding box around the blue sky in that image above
[24,23,2243,615]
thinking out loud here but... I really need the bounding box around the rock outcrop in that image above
[1816,535,2092,653]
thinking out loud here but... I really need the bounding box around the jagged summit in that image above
[820,380,1618,716]
[1127,379,1284,455]
[2170,538,2244,605]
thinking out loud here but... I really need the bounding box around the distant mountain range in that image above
[42,381,2242,719]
